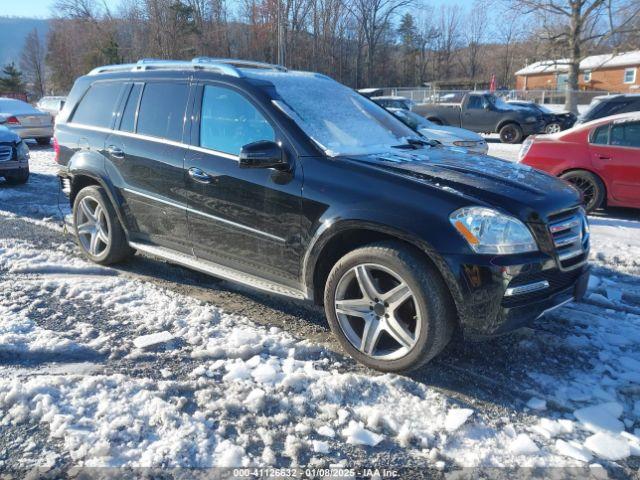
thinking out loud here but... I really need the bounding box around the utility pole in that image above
[277,0,285,66]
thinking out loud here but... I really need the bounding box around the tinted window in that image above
[467,96,486,109]
[120,84,142,133]
[72,83,122,128]
[136,82,189,142]
[200,85,275,155]
[591,125,609,145]
[594,101,627,119]
[610,122,640,148]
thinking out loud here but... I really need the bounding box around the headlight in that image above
[449,207,538,254]
[525,116,538,123]
[518,137,534,162]
[16,141,30,159]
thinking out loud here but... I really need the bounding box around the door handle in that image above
[107,145,125,159]
[597,154,611,160]
[188,167,213,184]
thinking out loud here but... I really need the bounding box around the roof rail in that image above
[192,57,288,72]
[88,57,287,77]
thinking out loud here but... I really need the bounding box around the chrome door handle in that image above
[107,145,125,159]
[188,167,212,184]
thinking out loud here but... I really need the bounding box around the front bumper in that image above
[443,250,589,338]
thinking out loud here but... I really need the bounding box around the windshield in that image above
[393,109,432,130]
[246,71,421,156]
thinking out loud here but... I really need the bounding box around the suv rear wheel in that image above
[324,241,455,372]
[73,185,133,265]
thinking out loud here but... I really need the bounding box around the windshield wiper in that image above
[392,137,439,149]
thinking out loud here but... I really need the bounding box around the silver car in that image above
[36,96,67,119]
[389,108,489,155]
[0,98,54,145]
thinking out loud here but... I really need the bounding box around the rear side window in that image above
[610,121,640,148]
[593,101,626,119]
[591,125,609,145]
[119,84,143,133]
[199,85,275,155]
[71,82,122,128]
[136,82,189,142]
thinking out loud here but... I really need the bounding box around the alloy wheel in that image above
[545,123,562,134]
[75,196,110,257]
[565,175,597,211]
[333,263,420,360]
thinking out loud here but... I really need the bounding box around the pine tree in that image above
[0,62,25,93]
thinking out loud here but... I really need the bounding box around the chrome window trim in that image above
[123,187,286,243]
[64,122,240,160]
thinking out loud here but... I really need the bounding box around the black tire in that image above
[73,185,134,265]
[560,170,605,212]
[36,137,51,146]
[323,241,456,372]
[499,123,523,144]
[4,167,30,185]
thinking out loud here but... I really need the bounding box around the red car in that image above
[519,113,640,212]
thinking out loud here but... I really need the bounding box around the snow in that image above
[584,432,631,461]
[509,434,540,455]
[514,50,640,75]
[132,331,174,349]
[1,146,640,472]
[444,408,474,432]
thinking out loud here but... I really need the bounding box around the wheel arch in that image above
[496,119,522,133]
[303,220,464,329]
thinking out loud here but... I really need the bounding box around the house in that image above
[515,50,640,93]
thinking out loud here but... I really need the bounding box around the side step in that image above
[129,241,309,300]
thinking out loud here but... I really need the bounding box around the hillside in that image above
[0,17,49,67]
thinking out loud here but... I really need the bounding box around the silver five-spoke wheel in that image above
[334,263,420,360]
[76,196,110,257]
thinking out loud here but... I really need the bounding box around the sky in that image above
[1,0,474,18]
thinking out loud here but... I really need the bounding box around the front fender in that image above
[301,217,466,321]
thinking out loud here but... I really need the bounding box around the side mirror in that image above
[239,140,287,170]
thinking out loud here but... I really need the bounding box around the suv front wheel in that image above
[324,241,455,372]
[73,185,133,265]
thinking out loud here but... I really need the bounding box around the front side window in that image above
[624,68,636,84]
[71,83,122,128]
[591,125,609,145]
[136,82,189,142]
[583,70,591,82]
[200,85,275,155]
[467,96,483,109]
[610,121,640,148]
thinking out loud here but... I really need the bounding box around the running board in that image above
[129,242,309,300]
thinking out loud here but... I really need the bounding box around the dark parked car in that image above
[508,101,576,134]
[56,58,590,372]
[576,94,640,125]
[414,92,546,143]
[0,125,30,184]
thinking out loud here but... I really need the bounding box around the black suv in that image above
[577,94,640,124]
[56,58,590,372]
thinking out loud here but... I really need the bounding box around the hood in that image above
[418,125,484,143]
[345,147,580,222]
[0,126,20,143]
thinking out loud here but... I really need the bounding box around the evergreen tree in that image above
[0,63,25,93]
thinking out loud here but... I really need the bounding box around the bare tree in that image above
[513,0,640,113]
[463,0,488,82]
[20,29,47,98]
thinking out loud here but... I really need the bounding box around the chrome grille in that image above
[548,208,589,268]
[0,144,13,163]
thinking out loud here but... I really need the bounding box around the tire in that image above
[560,170,605,212]
[36,137,51,146]
[545,122,562,134]
[323,241,456,372]
[4,167,29,185]
[72,185,134,265]
[499,123,523,144]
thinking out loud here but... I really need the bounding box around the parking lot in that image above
[1,144,639,475]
